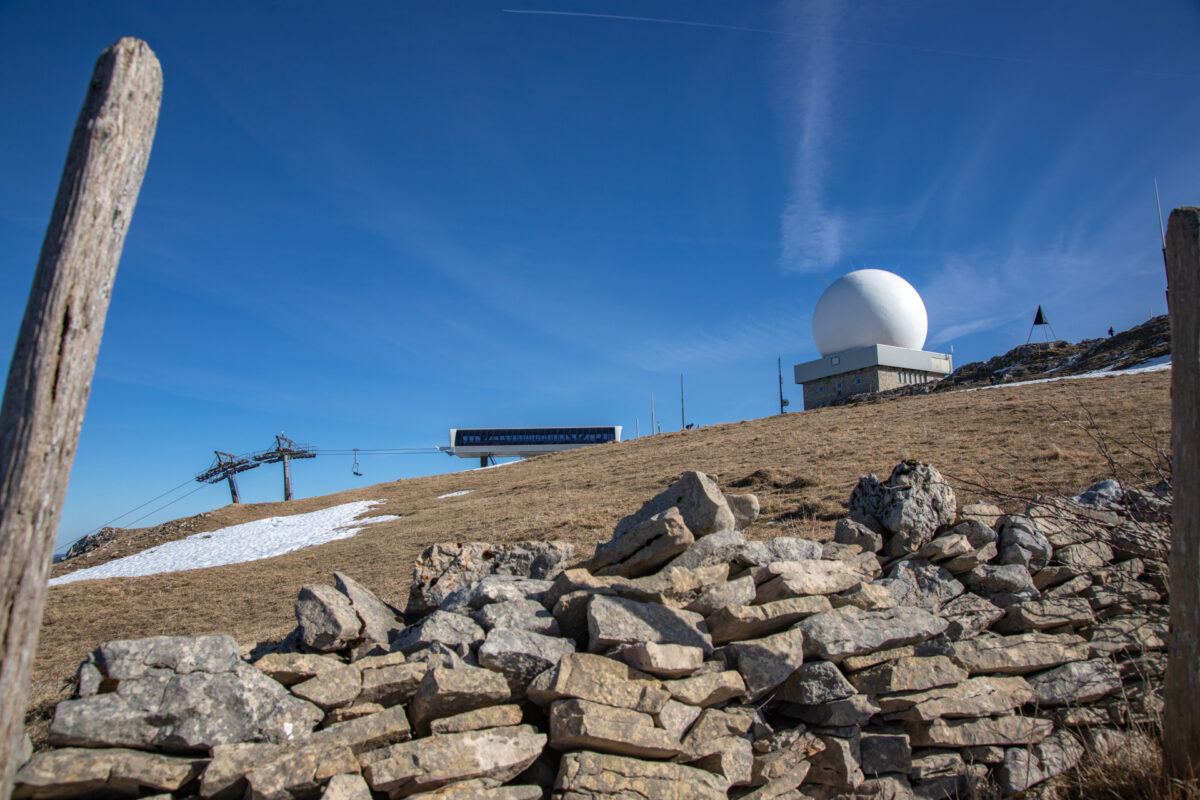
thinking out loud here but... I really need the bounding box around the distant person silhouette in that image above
[1108,327,1114,337]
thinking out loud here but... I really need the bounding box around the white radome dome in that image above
[812,269,928,356]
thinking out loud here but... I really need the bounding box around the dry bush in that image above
[1056,729,1200,800]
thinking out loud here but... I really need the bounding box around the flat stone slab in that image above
[707,597,831,645]
[877,675,1033,723]
[586,594,712,655]
[753,560,873,601]
[15,748,205,800]
[848,656,966,696]
[50,636,322,752]
[527,652,669,714]
[548,698,681,759]
[552,751,728,800]
[361,725,546,798]
[796,606,948,662]
[908,716,1054,748]
[951,632,1090,675]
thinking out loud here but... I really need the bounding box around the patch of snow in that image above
[50,501,400,585]
[471,459,522,471]
[437,490,473,499]
[970,359,1170,392]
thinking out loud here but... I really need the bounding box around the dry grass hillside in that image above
[29,370,1171,741]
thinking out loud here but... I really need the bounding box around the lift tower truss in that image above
[253,435,317,501]
[195,451,261,504]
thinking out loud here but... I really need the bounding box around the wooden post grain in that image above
[0,38,161,798]
[1165,206,1200,780]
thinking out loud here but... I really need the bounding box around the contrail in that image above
[502,8,1195,79]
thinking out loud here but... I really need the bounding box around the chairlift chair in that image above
[352,448,363,477]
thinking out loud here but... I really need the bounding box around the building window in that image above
[831,356,840,366]
[835,382,843,390]
[855,377,862,385]
[818,386,824,393]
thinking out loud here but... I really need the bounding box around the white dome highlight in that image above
[812,269,928,356]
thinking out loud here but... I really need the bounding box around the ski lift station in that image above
[441,426,622,466]
[794,269,952,409]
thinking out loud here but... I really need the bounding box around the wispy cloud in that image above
[777,1,843,274]
[620,309,812,373]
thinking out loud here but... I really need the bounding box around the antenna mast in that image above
[1156,178,1169,304]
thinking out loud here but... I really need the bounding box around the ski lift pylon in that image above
[352,448,363,477]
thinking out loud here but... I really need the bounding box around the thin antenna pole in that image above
[635,418,639,438]
[778,356,786,415]
[680,374,685,430]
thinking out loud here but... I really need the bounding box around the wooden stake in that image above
[1165,206,1200,781]
[0,38,161,798]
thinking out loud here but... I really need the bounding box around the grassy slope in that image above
[29,370,1171,739]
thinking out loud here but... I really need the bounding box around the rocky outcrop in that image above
[21,465,1172,800]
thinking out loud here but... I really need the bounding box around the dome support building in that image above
[793,269,952,409]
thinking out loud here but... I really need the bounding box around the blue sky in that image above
[1,1,1196,549]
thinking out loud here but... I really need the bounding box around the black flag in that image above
[1033,305,1048,326]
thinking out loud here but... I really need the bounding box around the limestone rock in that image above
[832,582,897,611]
[995,515,1053,572]
[546,565,728,614]
[707,597,831,645]
[939,593,1003,641]
[655,700,702,740]
[1088,610,1169,657]
[313,705,413,753]
[527,652,669,714]
[753,559,873,601]
[662,670,746,707]
[290,662,362,711]
[840,636,954,672]
[613,642,704,679]
[913,533,973,563]
[407,781,541,799]
[959,501,1002,527]
[407,666,511,735]
[14,747,205,800]
[586,594,712,655]
[783,693,880,728]
[727,493,761,531]
[50,636,322,752]
[848,656,966,696]
[611,471,735,541]
[356,662,427,707]
[334,572,404,645]
[429,704,523,736]
[243,741,358,800]
[876,675,1033,722]
[407,541,574,617]
[296,585,363,652]
[477,626,576,693]
[878,559,963,611]
[994,596,1094,633]
[860,731,911,776]
[684,575,755,617]
[361,725,546,797]
[775,661,855,705]
[472,598,560,636]
[961,563,1040,606]
[995,730,1084,795]
[807,731,865,791]
[254,653,348,687]
[320,773,372,800]
[1028,657,1121,706]
[849,462,956,555]
[552,750,728,800]
[666,529,747,571]
[908,715,1053,747]
[725,627,806,699]
[389,611,484,658]
[438,575,553,614]
[1055,540,1115,570]
[951,632,1090,675]
[591,507,694,578]
[834,518,884,553]
[797,606,948,662]
[736,537,824,569]
[548,698,681,759]
[683,735,753,786]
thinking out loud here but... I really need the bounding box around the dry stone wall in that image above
[15,465,1172,799]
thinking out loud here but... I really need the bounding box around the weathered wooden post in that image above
[0,38,161,799]
[1165,206,1200,781]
